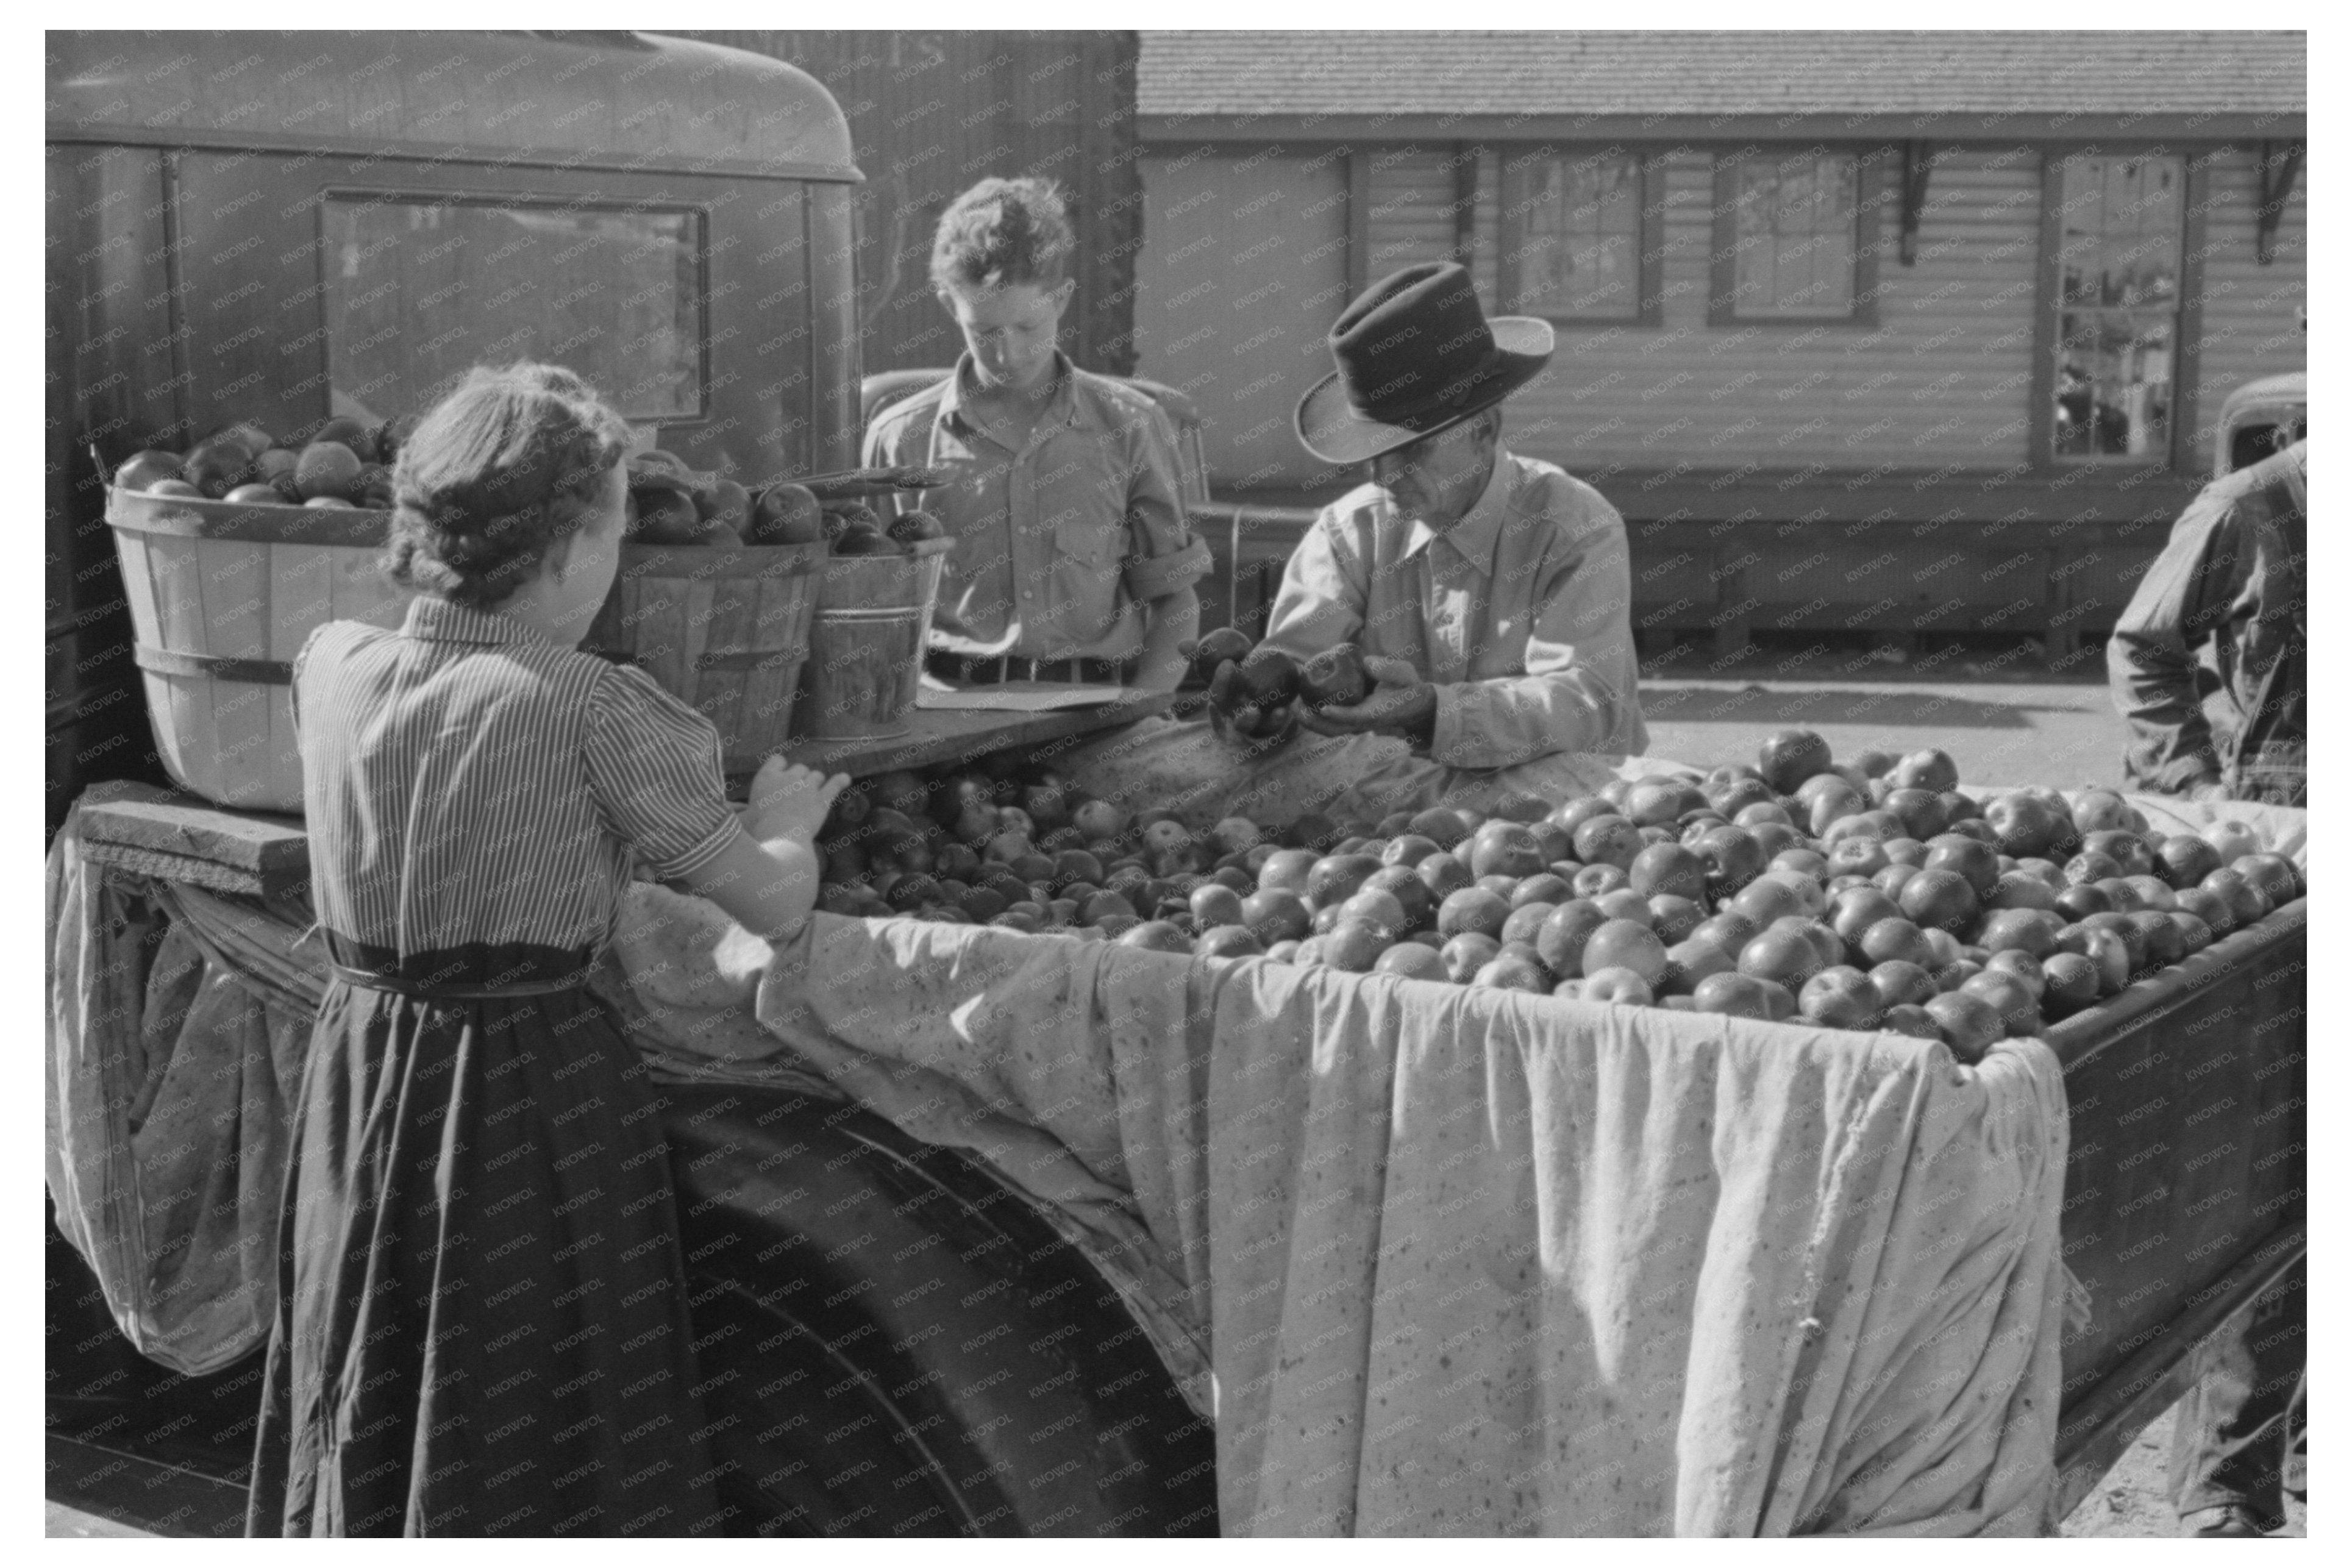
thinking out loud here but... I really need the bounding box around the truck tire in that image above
[661,1083,1219,1538]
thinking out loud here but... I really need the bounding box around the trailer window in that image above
[1712,152,1875,323]
[323,197,703,426]
[2050,155,2183,462]
[1501,151,1658,324]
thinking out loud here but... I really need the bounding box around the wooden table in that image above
[70,697,1185,895]
[770,693,1177,780]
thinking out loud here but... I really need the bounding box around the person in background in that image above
[2106,438,2305,1538]
[249,363,846,1536]
[863,176,1211,694]
[1067,261,1647,829]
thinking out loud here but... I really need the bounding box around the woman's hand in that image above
[747,758,850,847]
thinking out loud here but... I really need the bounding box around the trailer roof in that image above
[46,31,858,182]
[1139,30,2305,129]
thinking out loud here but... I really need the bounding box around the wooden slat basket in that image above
[105,483,407,812]
[581,541,827,772]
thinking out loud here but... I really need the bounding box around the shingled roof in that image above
[1138,30,2306,119]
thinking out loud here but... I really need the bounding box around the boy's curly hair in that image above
[929,177,1074,295]
[382,363,629,610]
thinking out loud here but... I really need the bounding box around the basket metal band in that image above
[134,644,293,685]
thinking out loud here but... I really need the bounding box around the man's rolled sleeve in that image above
[1430,502,1647,770]
[1119,401,1209,602]
[2108,499,2240,793]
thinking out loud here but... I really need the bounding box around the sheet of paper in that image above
[915,682,1130,713]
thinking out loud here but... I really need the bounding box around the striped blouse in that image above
[293,596,737,956]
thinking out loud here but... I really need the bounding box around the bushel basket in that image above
[105,483,407,812]
[582,541,826,771]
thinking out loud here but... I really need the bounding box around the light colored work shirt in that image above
[1261,451,1648,771]
[862,351,1212,663]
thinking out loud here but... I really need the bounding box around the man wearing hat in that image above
[1064,262,1647,829]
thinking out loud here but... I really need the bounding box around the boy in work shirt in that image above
[864,177,1211,692]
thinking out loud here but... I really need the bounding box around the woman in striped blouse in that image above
[246,365,845,1537]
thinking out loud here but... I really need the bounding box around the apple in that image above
[1691,972,1785,1021]
[1758,729,1833,794]
[1961,971,2039,1036]
[1509,872,1574,910]
[1402,807,1469,852]
[1647,894,1705,945]
[2197,818,2262,864]
[1439,932,1503,984]
[1981,949,2047,1000]
[1189,883,1247,929]
[1623,777,1703,827]
[1890,749,1960,794]
[1924,834,2001,898]
[2123,875,2178,912]
[1924,991,2003,1063]
[1417,852,1474,902]
[223,482,282,505]
[1468,821,1548,880]
[2071,789,2137,834]
[1437,887,1513,942]
[1582,919,1669,985]
[1626,842,1705,902]
[2082,829,2154,878]
[1898,869,1978,933]
[118,449,194,496]
[1372,943,1450,982]
[1581,966,1655,1006]
[1691,825,1766,898]
[1339,887,1409,941]
[1738,925,1823,988]
[1255,849,1320,897]
[2040,953,2101,1016]
[1571,863,1630,899]
[2128,911,2187,971]
[1825,837,1891,880]
[1472,953,1552,992]
[2148,833,2223,891]
[1658,937,1735,995]
[1800,966,1883,1031]
[2168,911,2216,957]
[1805,783,1870,838]
[1984,791,2064,858]
[1830,888,1905,952]
[1880,1003,1940,1039]
[1594,888,1653,925]
[1869,959,1938,1010]
[1499,902,1556,948]
[2233,853,2301,907]
[1534,901,1609,977]
[1570,814,1644,870]
[1977,907,2062,960]
[1880,789,1947,841]
[1382,834,1442,869]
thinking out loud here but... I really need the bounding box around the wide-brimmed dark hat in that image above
[1295,262,1554,465]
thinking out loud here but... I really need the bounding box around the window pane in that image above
[2052,155,2183,460]
[2056,310,2173,457]
[323,197,704,426]
[1518,154,1641,317]
[2058,156,2181,309]
[1732,154,1858,317]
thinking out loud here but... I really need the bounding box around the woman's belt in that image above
[325,963,593,1000]
[321,933,595,1000]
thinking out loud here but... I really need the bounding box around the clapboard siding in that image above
[1426,148,2045,470]
[1364,151,1459,279]
[1146,133,2303,495]
[2191,147,2307,468]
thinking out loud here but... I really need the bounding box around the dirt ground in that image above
[2061,1403,2307,1538]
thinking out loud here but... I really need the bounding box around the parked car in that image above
[2214,372,2305,476]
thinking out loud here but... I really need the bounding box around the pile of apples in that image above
[813,729,2302,1063]
[624,458,946,554]
[112,416,409,510]
[112,426,950,561]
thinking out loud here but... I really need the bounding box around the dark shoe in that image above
[2180,1504,2272,1538]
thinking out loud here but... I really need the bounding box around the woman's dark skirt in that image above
[246,940,725,1537]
